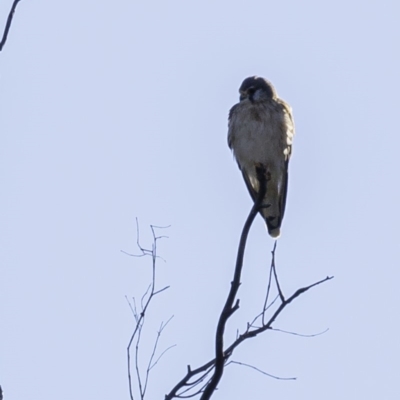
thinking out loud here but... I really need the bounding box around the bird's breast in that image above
[229,102,286,171]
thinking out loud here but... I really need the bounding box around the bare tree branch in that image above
[221,276,333,356]
[0,0,22,52]
[165,359,217,399]
[199,168,268,400]
[118,177,332,400]
[163,186,334,400]
[143,317,175,396]
[125,220,172,400]
[121,219,169,262]
[164,276,332,400]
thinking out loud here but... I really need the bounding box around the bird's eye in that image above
[247,87,256,95]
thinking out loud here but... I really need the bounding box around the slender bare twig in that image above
[0,0,22,52]
[271,243,285,302]
[247,294,280,330]
[176,368,214,398]
[153,286,170,296]
[126,220,172,400]
[126,296,135,316]
[135,321,144,398]
[165,358,217,399]
[121,219,170,261]
[227,360,296,381]
[164,270,333,399]
[221,276,333,354]
[149,344,177,371]
[270,327,329,338]
[143,317,175,396]
[262,243,276,325]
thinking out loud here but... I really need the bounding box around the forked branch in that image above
[164,169,333,399]
[125,221,173,400]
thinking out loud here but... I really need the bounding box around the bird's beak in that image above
[239,92,247,101]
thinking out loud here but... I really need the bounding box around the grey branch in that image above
[126,221,172,400]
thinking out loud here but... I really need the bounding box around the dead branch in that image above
[199,168,268,400]
[164,166,333,399]
[0,0,22,52]
[164,272,332,399]
[125,221,172,400]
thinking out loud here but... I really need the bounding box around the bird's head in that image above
[239,76,276,102]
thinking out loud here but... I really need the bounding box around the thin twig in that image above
[153,286,170,296]
[126,221,171,400]
[143,316,175,395]
[164,275,333,400]
[177,368,213,397]
[135,322,144,399]
[149,344,177,371]
[140,284,152,311]
[0,0,22,52]
[165,359,217,399]
[246,294,279,330]
[263,294,280,314]
[126,296,136,316]
[262,244,275,325]
[228,360,296,381]
[222,276,334,358]
[271,242,285,302]
[179,370,216,399]
[271,327,329,338]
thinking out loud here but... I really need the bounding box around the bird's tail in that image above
[265,218,281,238]
[260,185,282,238]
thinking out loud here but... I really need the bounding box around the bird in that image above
[228,76,295,238]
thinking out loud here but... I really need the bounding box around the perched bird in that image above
[228,76,295,238]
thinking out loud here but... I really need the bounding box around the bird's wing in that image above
[280,100,295,161]
[278,100,295,220]
[227,104,239,150]
[279,159,289,221]
[228,103,260,203]
[241,168,258,202]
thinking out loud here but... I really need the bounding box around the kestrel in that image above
[228,76,295,238]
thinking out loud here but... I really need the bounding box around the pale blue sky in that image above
[1,0,400,399]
